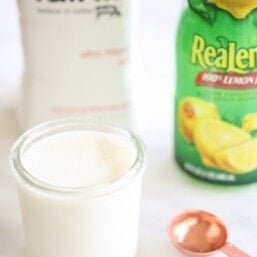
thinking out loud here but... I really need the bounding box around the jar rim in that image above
[10,119,147,196]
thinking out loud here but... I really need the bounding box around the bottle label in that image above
[20,0,128,21]
[18,0,133,128]
[175,0,257,184]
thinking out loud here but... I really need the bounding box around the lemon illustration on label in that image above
[242,113,257,132]
[193,118,251,168]
[215,138,257,174]
[178,97,220,142]
[208,0,257,19]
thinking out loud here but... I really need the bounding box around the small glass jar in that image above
[10,119,147,257]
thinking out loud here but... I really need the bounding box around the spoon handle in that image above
[221,242,252,257]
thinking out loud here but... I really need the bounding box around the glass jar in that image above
[10,119,147,257]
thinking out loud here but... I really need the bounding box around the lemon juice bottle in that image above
[175,0,257,184]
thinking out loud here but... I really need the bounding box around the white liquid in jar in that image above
[22,131,136,187]
[17,129,143,257]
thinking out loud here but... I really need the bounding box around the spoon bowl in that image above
[168,210,251,257]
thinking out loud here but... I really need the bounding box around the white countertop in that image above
[0,1,256,257]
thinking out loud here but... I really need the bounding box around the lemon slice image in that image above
[208,0,257,19]
[193,118,251,167]
[215,138,257,174]
[195,141,218,168]
[242,112,257,132]
[178,97,220,142]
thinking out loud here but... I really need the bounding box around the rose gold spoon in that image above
[168,210,251,257]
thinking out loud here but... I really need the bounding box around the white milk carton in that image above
[17,0,134,129]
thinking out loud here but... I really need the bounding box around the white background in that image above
[0,0,256,256]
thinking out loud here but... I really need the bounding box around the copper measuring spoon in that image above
[168,210,251,257]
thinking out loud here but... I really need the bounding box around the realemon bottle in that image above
[175,0,257,185]
[18,0,134,129]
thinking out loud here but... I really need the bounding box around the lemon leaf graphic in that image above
[216,36,229,48]
[250,129,257,137]
[188,0,217,24]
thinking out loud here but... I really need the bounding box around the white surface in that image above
[0,1,256,257]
